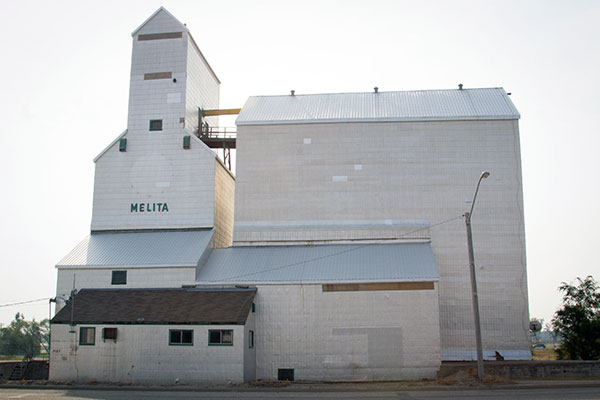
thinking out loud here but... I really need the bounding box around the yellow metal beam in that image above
[202,108,241,116]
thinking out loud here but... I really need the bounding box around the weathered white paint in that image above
[55,268,196,311]
[251,284,441,380]
[49,323,248,384]
[243,309,256,382]
[213,160,235,248]
[185,35,220,132]
[234,119,530,360]
[91,8,222,232]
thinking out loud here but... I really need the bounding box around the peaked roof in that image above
[131,7,188,37]
[52,288,256,325]
[236,87,520,125]
[56,230,214,268]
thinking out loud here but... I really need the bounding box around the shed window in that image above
[169,329,193,345]
[102,327,117,341]
[249,330,254,348]
[149,119,163,131]
[111,270,127,285]
[79,327,95,345]
[208,329,233,346]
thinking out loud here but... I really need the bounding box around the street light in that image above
[465,171,490,381]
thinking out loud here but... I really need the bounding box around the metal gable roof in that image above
[57,230,214,269]
[236,88,520,125]
[195,242,438,284]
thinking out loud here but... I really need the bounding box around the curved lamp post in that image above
[465,171,490,380]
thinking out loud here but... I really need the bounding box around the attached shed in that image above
[196,242,441,380]
[50,288,256,384]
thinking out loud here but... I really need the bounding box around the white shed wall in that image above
[243,309,256,382]
[49,323,246,384]
[252,284,441,380]
[234,120,530,360]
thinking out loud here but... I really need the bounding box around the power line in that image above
[0,297,51,308]
[208,214,464,281]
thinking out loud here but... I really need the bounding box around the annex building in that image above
[49,7,530,384]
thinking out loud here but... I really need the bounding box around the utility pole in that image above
[465,171,490,381]
[465,210,485,380]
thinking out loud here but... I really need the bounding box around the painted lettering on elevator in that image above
[130,203,169,213]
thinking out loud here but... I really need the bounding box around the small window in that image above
[79,327,96,346]
[208,329,233,346]
[249,330,254,349]
[102,327,118,341]
[251,303,256,313]
[111,270,127,285]
[169,329,193,345]
[149,119,163,131]
[278,368,294,381]
[119,138,127,152]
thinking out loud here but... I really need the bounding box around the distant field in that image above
[533,348,557,360]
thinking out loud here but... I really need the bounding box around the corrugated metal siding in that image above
[57,230,213,268]
[196,242,438,283]
[236,88,519,125]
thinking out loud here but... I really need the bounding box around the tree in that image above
[0,313,49,360]
[551,276,600,360]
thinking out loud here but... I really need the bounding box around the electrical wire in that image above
[0,297,51,308]
[208,214,464,281]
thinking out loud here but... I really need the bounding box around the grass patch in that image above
[532,348,557,360]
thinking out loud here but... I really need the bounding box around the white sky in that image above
[1,0,599,329]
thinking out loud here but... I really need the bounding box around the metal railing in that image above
[198,125,237,138]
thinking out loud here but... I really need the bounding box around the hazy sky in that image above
[1,0,599,329]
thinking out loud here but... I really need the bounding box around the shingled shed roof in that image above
[52,288,256,325]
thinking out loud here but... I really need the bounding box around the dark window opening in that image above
[102,327,118,341]
[149,119,163,131]
[278,368,294,381]
[249,330,254,348]
[208,329,233,345]
[79,327,96,346]
[169,329,193,345]
[111,270,127,285]
[138,32,183,41]
[251,302,256,313]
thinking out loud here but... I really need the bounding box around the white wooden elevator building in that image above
[50,7,530,384]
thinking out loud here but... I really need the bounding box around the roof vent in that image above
[374,87,379,93]
[458,83,463,90]
[290,90,295,96]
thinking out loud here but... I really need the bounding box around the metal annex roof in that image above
[196,242,438,284]
[57,230,214,269]
[236,88,519,125]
